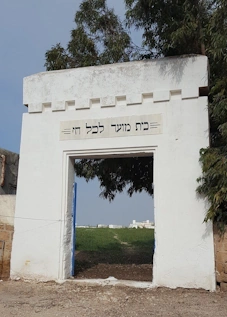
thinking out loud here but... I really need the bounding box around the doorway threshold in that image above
[67,276,155,289]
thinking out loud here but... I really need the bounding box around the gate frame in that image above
[60,146,157,281]
[10,56,216,290]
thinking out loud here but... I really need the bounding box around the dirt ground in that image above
[74,249,153,281]
[0,280,227,317]
[75,243,153,282]
[75,262,152,280]
[74,228,154,281]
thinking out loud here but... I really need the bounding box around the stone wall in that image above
[0,195,15,279]
[213,225,227,291]
[0,148,19,195]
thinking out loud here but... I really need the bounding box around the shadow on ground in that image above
[74,241,154,281]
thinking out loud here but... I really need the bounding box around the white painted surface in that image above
[60,114,162,140]
[0,195,15,226]
[11,56,216,290]
[67,277,156,289]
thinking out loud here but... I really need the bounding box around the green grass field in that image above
[74,228,155,279]
[75,228,155,252]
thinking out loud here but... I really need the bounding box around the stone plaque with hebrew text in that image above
[60,114,162,141]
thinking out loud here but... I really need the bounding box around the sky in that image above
[0,0,153,226]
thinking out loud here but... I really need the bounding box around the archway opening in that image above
[69,154,155,282]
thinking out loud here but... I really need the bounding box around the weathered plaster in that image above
[0,195,15,226]
[0,195,15,278]
[0,148,19,195]
[11,56,215,290]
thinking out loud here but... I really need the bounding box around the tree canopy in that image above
[45,0,227,229]
[45,0,133,70]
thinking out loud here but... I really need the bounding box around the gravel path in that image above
[0,280,227,317]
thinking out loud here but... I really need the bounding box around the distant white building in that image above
[109,224,123,229]
[129,220,155,229]
[97,224,108,228]
[76,225,97,228]
[97,224,123,228]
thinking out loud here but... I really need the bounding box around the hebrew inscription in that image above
[60,114,162,141]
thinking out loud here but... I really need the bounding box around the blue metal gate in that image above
[71,182,77,276]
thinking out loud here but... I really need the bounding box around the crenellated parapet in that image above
[24,56,208,114]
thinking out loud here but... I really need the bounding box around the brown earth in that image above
[74,249,153,281]
[0,280,227,317]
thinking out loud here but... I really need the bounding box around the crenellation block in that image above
[52,101,66,112]
[75,98,90,110]
[182,87,199,99]
[126,94,142,105]
[28,103,43,113]
[101,96,116,108]
[153,90,170,102]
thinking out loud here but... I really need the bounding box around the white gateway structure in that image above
[11,56,216,290]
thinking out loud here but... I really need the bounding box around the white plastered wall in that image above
[11,56,216,290]
[0,196,15,226]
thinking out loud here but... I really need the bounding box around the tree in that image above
[126,0,227,230]
[75,157,153,200]
[45,0,227,228]
[45,0,134,70]
[125,0,213,56]
[45,0,149,201]
[196,0,227,231]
